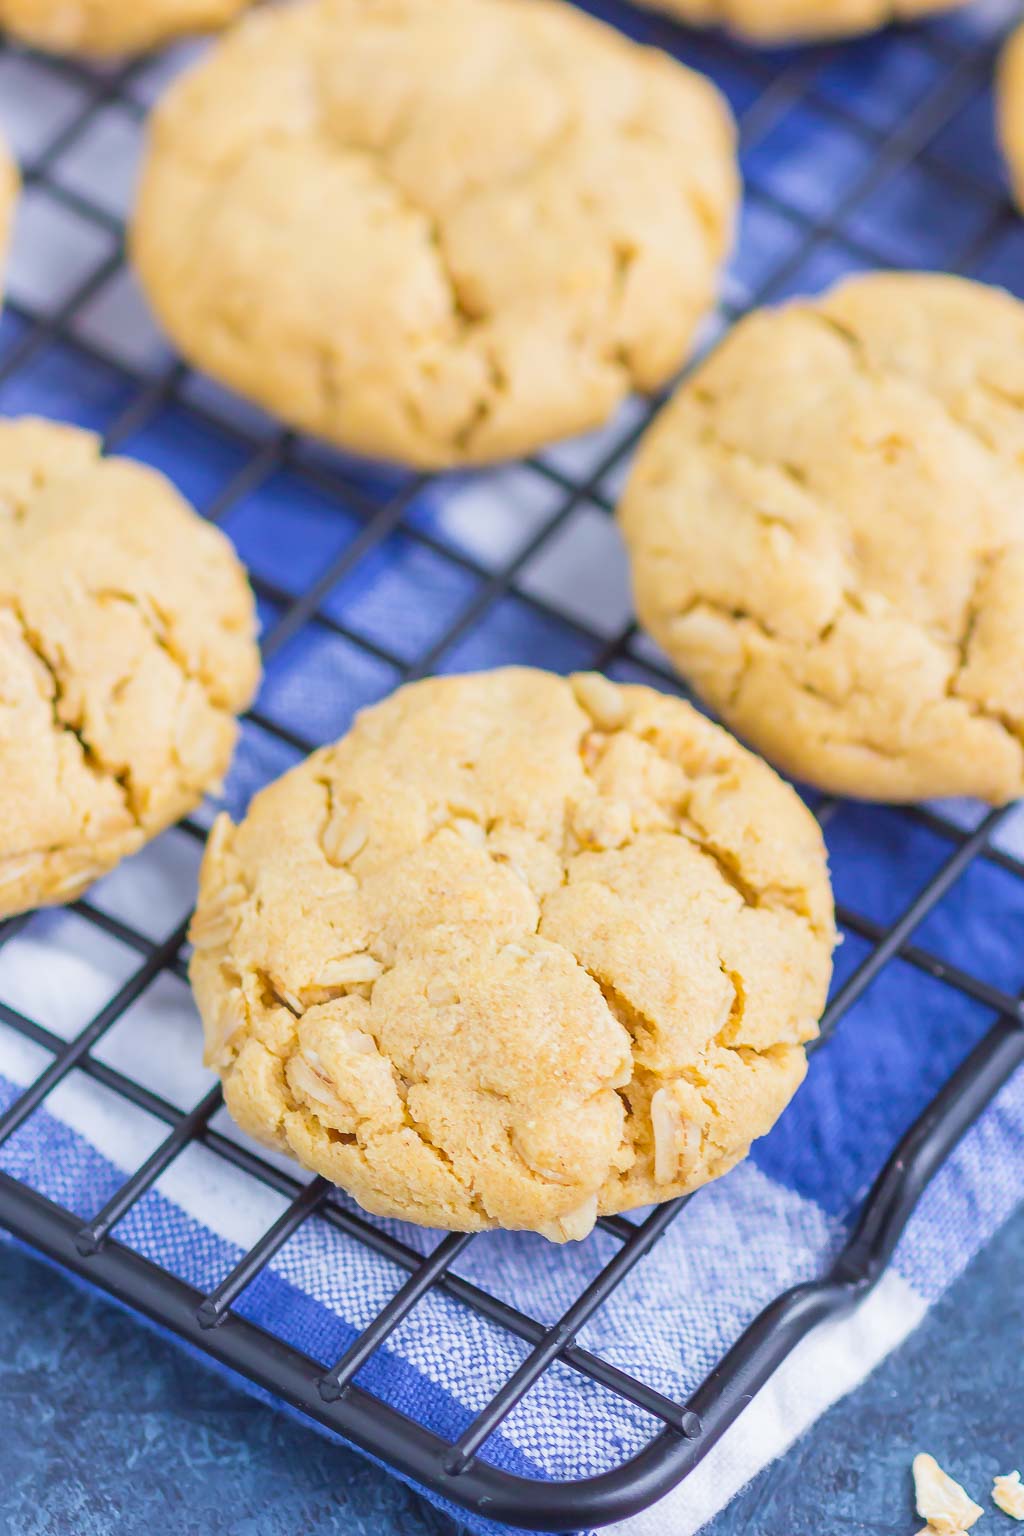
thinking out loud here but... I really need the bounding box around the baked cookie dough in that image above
[130,0,738,470]
[189,668,834,1240]
[642,0,966,44]
[0,418,260,920]
[0,138,17,310]
[619,272,1024,805]
[998,25,1024,213]
[0,0,249,57]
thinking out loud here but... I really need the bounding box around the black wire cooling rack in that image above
[2,4,1024,1530]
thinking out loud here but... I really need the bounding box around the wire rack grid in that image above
[2,1,1024,1530]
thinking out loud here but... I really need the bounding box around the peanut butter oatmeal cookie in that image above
[130,0,737,469]
[999,25,1024,214]
[0,417,260,920]
[642,0,965,44]
[189,668,834,1240]
[0,138,17,309]
[620,272,1024,805]
[0,0,249,57]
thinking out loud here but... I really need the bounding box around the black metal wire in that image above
[0,8,1023,1532]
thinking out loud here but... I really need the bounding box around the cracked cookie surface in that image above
[0,0,249,56]
[0,417,261,919]
[639,0,964,43]
[620,273,1024,805]
[130,0,737,470]
[189,668,834,1240]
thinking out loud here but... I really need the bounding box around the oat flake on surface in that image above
[913,1453,984,1534]
[994,1471,1024,1520]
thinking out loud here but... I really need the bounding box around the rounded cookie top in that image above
[620,272,1024,805]
[642,0,965,42]
[0,0,249,56]
[189,668,834,1240]
[131,0,737,470]
[0,417,260,919]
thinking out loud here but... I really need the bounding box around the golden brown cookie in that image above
[0,137,17,309]
[998,24,1024,213]
[130,0,738,469]
[0,417,261,920]
[642,0,966,44]
[619,272,1024,805]
[0,0,249,57]
[189,668,834,1240]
